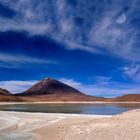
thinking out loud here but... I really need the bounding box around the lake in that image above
[0,103,140,115]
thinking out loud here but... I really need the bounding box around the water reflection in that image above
[0,103,140,115]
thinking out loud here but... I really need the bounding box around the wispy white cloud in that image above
[0,18,50,35]
[89,13,137,60]
[0,53,56,69]
[0,80,37,93]
[0,0,140,61]
[123,64,140,83]
[92,76,112,86]
[59,78,81,89]
[59,77,140,97]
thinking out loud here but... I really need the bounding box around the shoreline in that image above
[1,101,140,105]
[0,111,111,117]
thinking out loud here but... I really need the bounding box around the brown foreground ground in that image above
[0,110,140,140]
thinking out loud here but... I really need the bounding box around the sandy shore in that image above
[0,110,140,140]
[1,101,140,105]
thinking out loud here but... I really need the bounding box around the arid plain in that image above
[0,109,140,140]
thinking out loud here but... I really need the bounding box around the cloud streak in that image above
[123,64,140,83]
[0,53,56,69]
[60,78,140,97]
[0,0,140,61]
[0,80,37,93]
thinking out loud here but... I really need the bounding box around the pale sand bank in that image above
[0,110,140,140]
[1,101,140,105]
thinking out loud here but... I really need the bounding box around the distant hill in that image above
[0,88,21,101]
[108,94,140,102]
[0,88,11,96]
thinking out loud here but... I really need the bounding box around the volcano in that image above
[22,78,84,95]
[18,78,105,102]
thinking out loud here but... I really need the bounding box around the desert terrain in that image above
[0,109,140,140]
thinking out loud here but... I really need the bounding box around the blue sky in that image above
[0,0,140,97]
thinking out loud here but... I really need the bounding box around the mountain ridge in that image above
[0,78,139,102]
